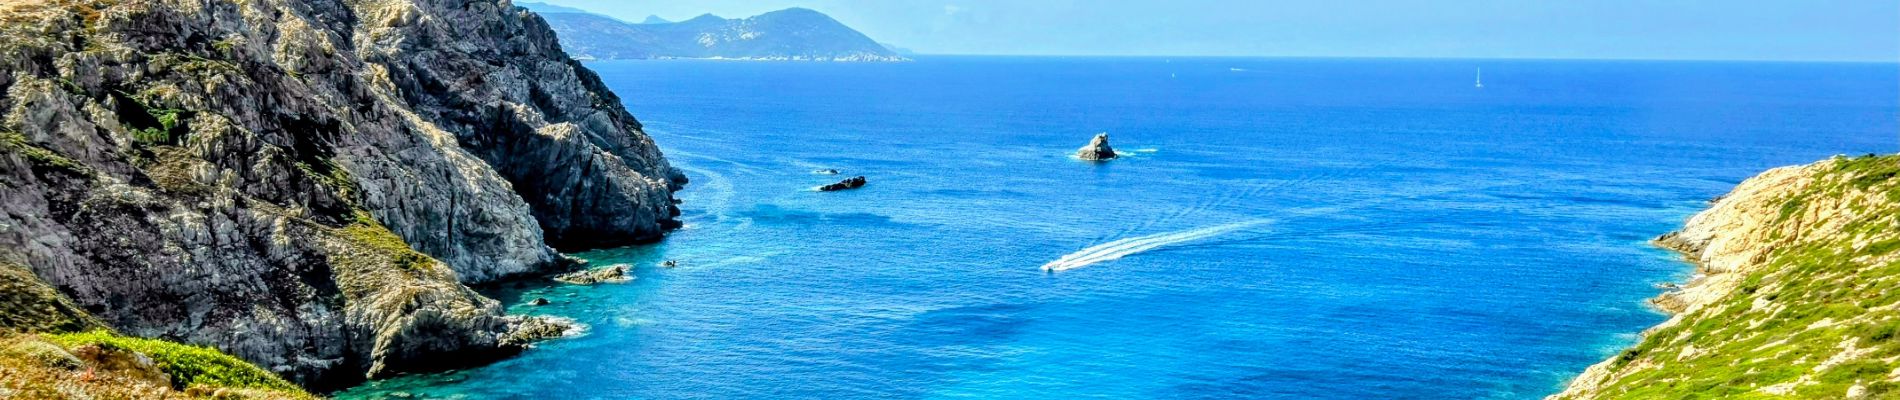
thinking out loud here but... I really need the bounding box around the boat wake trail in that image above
[1042,177,1558,272]
[1041,219,1273,272]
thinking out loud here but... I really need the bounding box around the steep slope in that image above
[0,0,683,390]
[538,8,909,61]
[1553,154,1900,399]
[2,331,317,399]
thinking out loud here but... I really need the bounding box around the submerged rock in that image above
[813,169,841,175]
[1076,133,1118,160]
[554,265,633,285]
[819,176,869,191]
[529,298,550,306]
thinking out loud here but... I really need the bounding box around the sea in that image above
[337,57,1897,399]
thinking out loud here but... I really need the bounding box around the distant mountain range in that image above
[516,3,909,62]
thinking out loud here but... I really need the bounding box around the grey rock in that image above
[819,176,867,191]
[500,316,579,345]
[0,0,682,390]
[554,264,632,285]
[1077,133,1118,160]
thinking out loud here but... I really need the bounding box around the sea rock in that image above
[529,298,551,306]
[0,0,682,389]
[500,316,580,345]
[554,265,633,285]
[814,169,841,175]
[819,176,868,191]
[1076,133,1118,160]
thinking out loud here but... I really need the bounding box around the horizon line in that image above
[895,53,1900,64]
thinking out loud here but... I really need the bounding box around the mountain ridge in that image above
[530,6,909,62]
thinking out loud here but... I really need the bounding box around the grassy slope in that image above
[1567,154,1900,399]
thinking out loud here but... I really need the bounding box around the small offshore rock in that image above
[813,169,841,175]
[1076,132,1118,160]
[819,176,868,191]
[529,298,550,306]
[554,265,633,285]
[501,316,581,346]
[660,260,679,268]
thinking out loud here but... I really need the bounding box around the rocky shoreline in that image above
[0,0,683,392]
[1551,155,1900,399]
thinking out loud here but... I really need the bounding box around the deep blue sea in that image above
[338,57,1897,399]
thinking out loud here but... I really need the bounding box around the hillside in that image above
[0,0,685,391]
[1554,154,1900,399]
[533,7,909,62]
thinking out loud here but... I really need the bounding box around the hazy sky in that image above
[534,0,1899,61]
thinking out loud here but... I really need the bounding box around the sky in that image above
[534,0,1900,62]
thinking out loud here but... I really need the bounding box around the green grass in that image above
[339,211,431,271]
[1572,154,1900,399]
[0,131,91,176]
[42,330,304,393]
[110,90,192,145]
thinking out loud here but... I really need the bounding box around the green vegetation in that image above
[43,330,306,393]
[340,211,432,271]
[1,332,314,399]
[0,131,92,176]
[112,90,193,145]
[0,260,99,334]
[1570,154,1900,399]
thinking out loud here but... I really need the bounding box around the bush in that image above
[43,330,304,393]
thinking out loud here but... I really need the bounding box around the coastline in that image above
[1551,162,1818,398]
[1551,155,1900,399]
[574,55,912,62]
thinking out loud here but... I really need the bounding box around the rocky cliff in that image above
[1552,154,1900,399]
[0,0,683,390]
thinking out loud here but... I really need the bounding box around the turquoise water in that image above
[339,57,1897,399]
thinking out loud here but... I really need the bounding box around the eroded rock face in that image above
[0,0,681,389]
[1076,132,1117,160]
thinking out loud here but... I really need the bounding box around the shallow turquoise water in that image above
[339,57,1897,399]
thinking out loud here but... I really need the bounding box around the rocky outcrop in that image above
[1076,133,1117,160]
[819,176,867,191]
[1552,155,1900,399]
[0,0,681,390]
[553,264,632,285]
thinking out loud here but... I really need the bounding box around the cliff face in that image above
[1553,154,1900,399]
[0,0,681,389]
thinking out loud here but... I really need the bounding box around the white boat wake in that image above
[1040,219,1273,272]
[1040,178,1548,272]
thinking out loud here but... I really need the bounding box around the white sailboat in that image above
[1475,67,1484,88]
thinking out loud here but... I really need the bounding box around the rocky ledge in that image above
[554,264,633,285]
[1551,154,1900,399]
[0,0,683,390]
